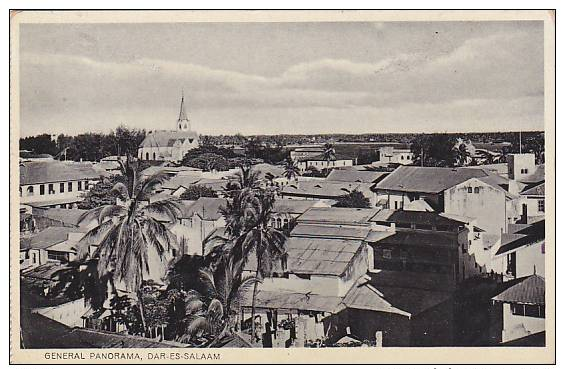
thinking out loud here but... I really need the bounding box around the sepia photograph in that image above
[9,9,555,364]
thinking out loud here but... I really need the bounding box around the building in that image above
[19,160,100,209]
[492,220,545,280]
[371,145,413,166]
[289,146,325,161]
[137,93,199,162]
[492,274,545,344]
[296,154,356,172]
[20,226,86,269]
[269,199,328,231]
[281,179,376,206]
[325,168,389,184]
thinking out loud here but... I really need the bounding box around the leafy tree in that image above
[76,158,182,334]
[78,174,127,209]
[179,185,218,201]
[334,189,371,208]
[322,142,336,168]
[19,134,58,156]
[302,166,326,178]
[453,141,471,167]
[411,134,457,167]
[184,153,229,172]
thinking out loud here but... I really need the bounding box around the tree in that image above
[282,158,300,181]
[78,174,127,209]
[411,134,457,167]
[179,185,218,201]
[76,158,182,334]
[184,153,229,172]
[322,142,336,169]
[453,140,471,167]
[19,134,58,156]
[334,189,371,208]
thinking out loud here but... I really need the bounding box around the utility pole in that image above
[519,131,522,154]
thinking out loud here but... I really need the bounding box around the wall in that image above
[444,178,508,234]
[507,154,536,181]
[500,302,545,342]
[34,298,89,328]
[492,240,545,279]
[20,179,92,206]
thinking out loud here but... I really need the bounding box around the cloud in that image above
[19,28,543,135]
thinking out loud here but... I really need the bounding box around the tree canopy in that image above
[334,189,371,208]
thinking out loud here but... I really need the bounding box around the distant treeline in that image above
[20,126,146,162]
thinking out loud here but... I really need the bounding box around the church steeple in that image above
[176,91,191,131]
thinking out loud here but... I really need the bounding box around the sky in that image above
[19,21,544,137]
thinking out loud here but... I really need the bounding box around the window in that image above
[48,184,55,194]
[32,253,37,264]
[520,168,529,174]
[153,152,156,160]
[145,152,149,160]
[474,187,480,194]
[276,218,282,229]
[47,250,68,262]
[511,303,544,318]
[382,249,392,259]
[26,186,34,196]
[538,199,545,212]
[467,187,473,193]
[39,184,45,195]
[78,181,82,191]
[60,183,65,193]
[400,155,404,160]
[84,180,89,189]
[68,182,73,192]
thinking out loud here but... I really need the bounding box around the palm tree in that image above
[76,157,182,334]
[282,157,300,182]
[453,142,470,167]
[207,189,286,341]
[322,142,336,171]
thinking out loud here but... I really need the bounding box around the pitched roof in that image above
[520,164,545,184]
[370,209,465,227]
[326,169,389,184]
[241,289,343,313]
[161,173,202,190]
[376,230,458,248]
[139,130,198,148]
[290,224,370,240]
[521,183,545,196]
[341,277,411,317]
[297,207,380,225]
[34,208,88,227]
[272,199,319,215]
[496,219,545,255]
[20,161,100,185]
[286,236,364,276]
[20,226,80,251]
[181,197,227,221]
[282,180,372,199]
[492,274,545,305]
[21,262,69,280]
[299,153,354,162]
[375,166,489,194]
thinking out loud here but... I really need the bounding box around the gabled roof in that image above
[282,180,370,198]
[20,161,100,185]
[298,207,380,225]
[375,166,489,194]
[375,230,458,248]
[161,174,203,190]
[139,130,197,148]
[326,169,389,184]
[181,197,227,221]
[241,289,343,313]
[341,277,411,317]
[370,209,465,228]
[492,274,545,305]
[496,219,545,255]
[299,153,354,162]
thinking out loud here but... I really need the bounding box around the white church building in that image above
[137,93,199,162]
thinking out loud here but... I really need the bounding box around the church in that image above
[137,93,199,162]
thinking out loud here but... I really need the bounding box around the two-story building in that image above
[19,160,100,209]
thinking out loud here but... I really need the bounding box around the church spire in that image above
[176,91,190,131]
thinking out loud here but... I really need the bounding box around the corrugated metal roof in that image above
[34,208,88,227]
[492,274,545,305]
[376,230,457,248]
[241,289,343,313]
[182,197,227,221]
[286,237,364,276]
[521,183,545,196]
[342,278,411,317]
[20,226,79,251]
[272,199,318,215]
[139,130,197,148]
[496,219,545,255]
[376,166,489,194]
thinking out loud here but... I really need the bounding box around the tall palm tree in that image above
[453,142,470,167]
[207,189,286,341]
[282,157,300,182]
[76,158,182,334]
[322,142,336,171]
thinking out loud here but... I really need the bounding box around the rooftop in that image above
[181,197,227,221]
[496,219,545,255]
[20,226,83,251]
[297,207,380,225]
[370,209,465,228]
[241,289,343,313]
[33,208,88,227]
[290,224,370,240]
[375,166,489,194]
[520,164,545,184]
[492,274,545,305]
[20,161,100,185]
[272,198,319,215]
[326,169,389,184]
[139,130,198,148]
[286,236,365,276]
[282,180,373,199]
[521,183,545,196]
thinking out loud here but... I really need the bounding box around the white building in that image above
[137,93,199,162]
